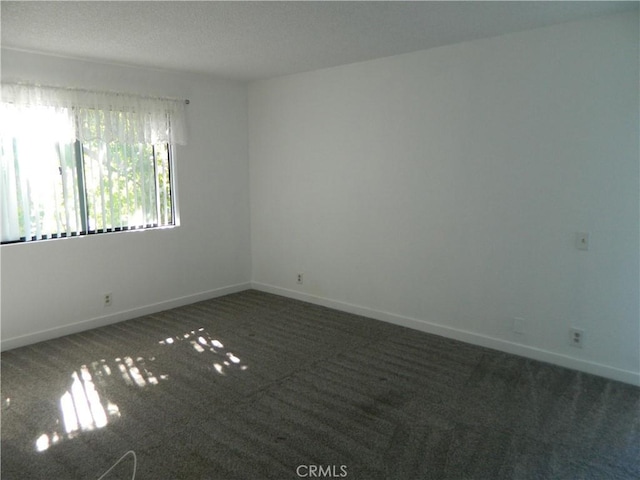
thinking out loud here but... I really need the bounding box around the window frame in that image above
[0,139,178,245]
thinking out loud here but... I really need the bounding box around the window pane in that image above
[82,141,172,232]
[0,104,83,242]
[1,134,81,241]
[154,144,173,226]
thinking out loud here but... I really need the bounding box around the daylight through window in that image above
[0,84,186,243]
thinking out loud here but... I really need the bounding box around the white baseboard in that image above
[252,282,640,387]
[1,282,252,352]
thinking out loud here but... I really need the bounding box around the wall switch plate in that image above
[576,232,589,251]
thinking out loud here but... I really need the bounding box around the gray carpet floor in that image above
[1,290,639,479]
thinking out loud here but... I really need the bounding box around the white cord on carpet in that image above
[96,450,137,480]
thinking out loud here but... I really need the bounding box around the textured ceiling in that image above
[1,1,637,82]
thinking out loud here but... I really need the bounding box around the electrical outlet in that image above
[569,327,584,348]
[297,273,303,285]
[576,232,589,251]
[104,293,113,306]
[512,317,525,335]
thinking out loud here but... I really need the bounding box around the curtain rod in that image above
[3,81,189,105]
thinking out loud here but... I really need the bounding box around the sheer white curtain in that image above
[1,83,187,145]
[0,83,187,242]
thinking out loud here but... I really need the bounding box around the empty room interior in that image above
[1,1,639,479]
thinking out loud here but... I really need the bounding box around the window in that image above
[0,84,186,243]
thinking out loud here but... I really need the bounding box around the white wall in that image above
[1,50,252,349]
[249,13,640,384]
